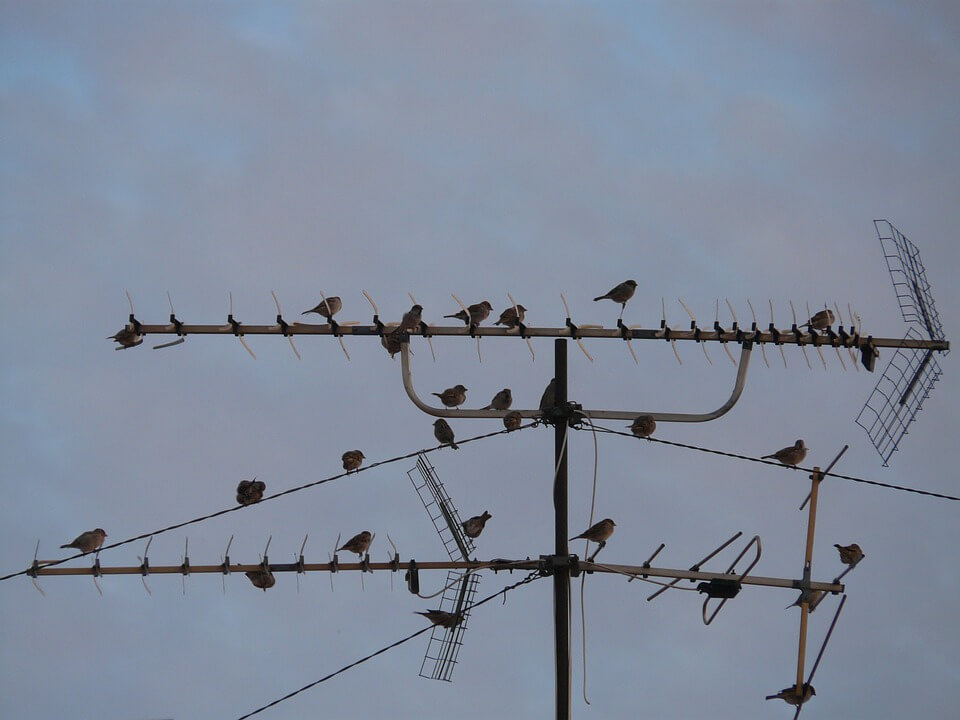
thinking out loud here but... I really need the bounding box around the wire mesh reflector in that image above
[418,571,481,681]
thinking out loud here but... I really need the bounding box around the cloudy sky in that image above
[1,2,957,718]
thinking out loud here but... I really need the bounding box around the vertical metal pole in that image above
[796,466,822,694]
[553,339,570,720]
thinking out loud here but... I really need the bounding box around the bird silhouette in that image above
[433,418,459,449]
[444,301,493,326]
[570,518,616,546]
[342,450,365,472]
[803,309,835,330]
[629,415,656,438]
[762,439,807,466]
[301,296,342,320]
[483,389,512,410]
[381,328,404,357]
[462,511,492,539]
[765,683,815,705]
[593,280,638,313]
[399,304,423,333]
[246,567,276,591]
[503,411,523,431]
[339,531,373,556]
[834,543,864,566]
[236,478,266,505]
[495,304,526,328]
[415,609,462,628]
[433,385,468,408]
[539,378,557,412]
[60,528,107,553]
[107,326,142,348]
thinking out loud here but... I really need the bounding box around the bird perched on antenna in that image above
[339,531,373,557]
[483,388,512,410]
[762,439,807,466]
[834,543,864,566]
[342,450,365,472]
[462,511,492,539]
[786,589,823,610]
[570,518,616,551]
[495,304,526,328]
[539,378,557,413]
[246,567,276,591]
[433,385,468,408]
[765,683,815,705]
[802,308,835,330]
[415,609,462,628]
[381,328,404,357]
[108,326,142,349]
[301,296,342,321]
[433,418,459,449]
[399,304,423,333]
[629,415,656,438]
[503,411,523,431]
[593,280,638,314]
[60,528,107,553]
[445,301,493,326]
[236,478,266,506]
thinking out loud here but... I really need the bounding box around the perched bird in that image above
[834,543,865,566]
[483,388,513,410]
[593,280,638,312]
[339,531,373,556]
[539,378,557,412]
[503,411,523,431]
[786,589,823,610]
[462,511,492,539]
[433,418,459,449]
[399,304,423,333]
[629,415,656,438]
[762,439,807,466]
[570,518,616,549]
[803,308,835,330]
[245,568,276,591]
[107,326,142,348]
[433,384,468,408]
[495,304,527,328]
[444,301,493,326]
[766,684,815,705]
[341,450,365,472]
[301,296,342,321]
[60,528,107,553]
[415,609,462,629]
[381,328,404,358]
[236,478,266,506]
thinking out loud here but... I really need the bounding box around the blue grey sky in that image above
[1,2,957,718]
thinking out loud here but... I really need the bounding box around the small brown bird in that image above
[462,511,492,539]
[301,296,342,320]
[495,304,527,328]
[834,543,864,566]
[60,528,107,553]
[381,328,404,357]
[593,280,638,311]
[245,567,276,591]
[539,378,557,411]
[399,304,423,333]
[803,308,835,330]
[342,450,365,472]
[762,439,807,466]
[765,683,815,705]
[107,326,142,348]
[339,531,373,556]
[433,385,468,408]
[503,411,523,431]
[444,301,493,326]
[415,609,462,628]
[629,415,656,438]
[433,418,459,449]
[236,478,266,505]
[786,589,823,610]
[483,388,512,410]
[570,518,616,548]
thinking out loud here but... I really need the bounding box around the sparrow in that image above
[461,511,492,539]
[762,439,807,466]
[342,450,365,472]
[444,301,493,326]
[107,326,142,348]
[495,304,527,328]
[415,609,462,628]
[381,328,404,358]
[765,684,815,705]
[433,418,459,449]
[483,389,513,410]
[786,589,823,610]
[433,385,468,408]
[503,411,523,431]
[60,528,107,553]
[339,531,373,556]
[301,296,342,320]
[629,415,656,438]
[399,304,423,333]
[236,478,266,505]
[593,280,638,311]
[803,309,835,330]
[834,543,864,566]
[570,518,616,548]
[539,378,557,411]
[246,567,276,591]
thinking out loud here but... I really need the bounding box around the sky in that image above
[1,1,958,718]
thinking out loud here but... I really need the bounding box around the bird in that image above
[786,589,823,610]
[415,609,462,628]
[766,683,815,705]
[301,296,342,321]
[60,528,107,553]
[399,304,423,333]
[341,450,365,472]
[593,280,638,313]
[834,543,864,566]
[339,531,373,556]
[381,329,404,357]
[803,308,835,330]
[236,478,265,505]
[503,411,523,431]
[433,384,468,408]
[462,511,492,539]
[570,518,616,548]
[245,568,276,591]
[539,378,557,412]
[495,304,527,328]
[107,326,142,348]
[433,418,459,449]
[629,415,656,438]
[444,301,493,326]
[483,388,512,410]
[762,439,807,466]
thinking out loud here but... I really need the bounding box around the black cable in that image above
[580,424,960,502]
[0,423,534,583]
[236,569,543,719]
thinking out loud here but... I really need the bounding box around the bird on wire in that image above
[415,609,462,628]
[503,411,523,431]
[236,478,266,506]
[433,419,459,449]
[629,415,656,438]
[342,450,365,472]
[765,684,815,705]
[762,439,807,466]
[60,528,107,553]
